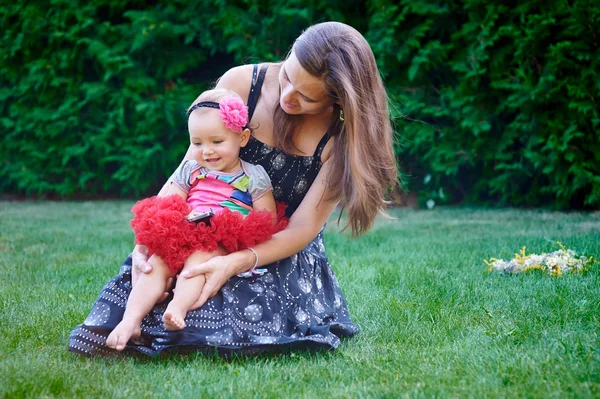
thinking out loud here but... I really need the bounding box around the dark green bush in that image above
[0,0,364,197]
[369,0,599,208]
[1,1,598,208]
[1,1,202,196]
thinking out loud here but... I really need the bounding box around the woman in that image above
[69,21,397,357]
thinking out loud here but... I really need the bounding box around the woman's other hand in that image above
[182,250,254,310]
[132,245,152,278]
[131,244,173,303]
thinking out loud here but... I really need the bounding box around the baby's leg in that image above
[163,248,225,331]
[107,254,173,351]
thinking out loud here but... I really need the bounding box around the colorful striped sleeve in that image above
[171,160,199,194]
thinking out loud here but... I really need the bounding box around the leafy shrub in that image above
[369,0,599,208]
[1,0,598,208]
[0,0,365,197]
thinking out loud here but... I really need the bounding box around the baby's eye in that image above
[213,140,223,144]
[193,142,202,146]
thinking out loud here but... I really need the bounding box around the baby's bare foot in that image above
[163,305,187,331]
[106,319,141,351]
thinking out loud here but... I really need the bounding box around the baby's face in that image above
[188,110,245,174]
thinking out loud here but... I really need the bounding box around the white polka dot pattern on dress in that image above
[244,304,263,321]
[67,215,360,356]
[84,302,111,326]
[271,153,286,170]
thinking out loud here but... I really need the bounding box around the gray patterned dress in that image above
[68,65,359,357]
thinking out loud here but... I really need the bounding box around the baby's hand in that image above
[186,209,214,223]
[185,211,201,221]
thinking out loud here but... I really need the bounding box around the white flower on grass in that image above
[524,255,544,268]
[484,242,597,276]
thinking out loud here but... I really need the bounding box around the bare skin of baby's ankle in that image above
[161,251,210,331]
[106,318,141,351]
[161,273,206,331]
[163,303,187,331]
[107,254,173,351]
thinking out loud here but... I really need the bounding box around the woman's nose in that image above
[281,85,295,103]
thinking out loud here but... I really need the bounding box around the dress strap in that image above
[313,133,331,158]
[247,64,268,123]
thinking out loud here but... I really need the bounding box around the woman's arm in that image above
[183,160,340,308]
[246,161,338,266]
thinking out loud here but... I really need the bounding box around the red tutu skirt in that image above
[130,195,288,274]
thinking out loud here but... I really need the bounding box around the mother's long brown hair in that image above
[273,22,398,236]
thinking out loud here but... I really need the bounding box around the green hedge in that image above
[369,0,599,208]
[1,1,598,208]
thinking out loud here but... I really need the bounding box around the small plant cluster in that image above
[485,242,597,276]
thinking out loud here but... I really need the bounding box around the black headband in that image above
[187,101,219,117]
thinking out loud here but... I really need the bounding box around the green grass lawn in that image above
[1,201,599,398]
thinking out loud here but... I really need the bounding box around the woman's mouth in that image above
[282,101,297,111]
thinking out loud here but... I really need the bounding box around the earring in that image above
[339,107,345,122]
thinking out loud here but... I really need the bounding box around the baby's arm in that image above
[157,157,197,200]
[251,191,277,224]
[159,179,188,200]
[132,166,189,279]
[248,163,276,222]
[156,165,202,219]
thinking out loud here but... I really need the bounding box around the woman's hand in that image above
[182,250,253,310]
[131,244,173,303]
[132,245,152,279]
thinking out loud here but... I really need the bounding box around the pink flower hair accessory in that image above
[218,96,248,133]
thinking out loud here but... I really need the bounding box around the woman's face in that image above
[278,52,335,115]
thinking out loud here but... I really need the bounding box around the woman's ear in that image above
[239,128,251,147]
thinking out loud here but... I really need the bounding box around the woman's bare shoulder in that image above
[321,135,336,163]
[216,63,282,99]
[262,62,282,84]
[215,65,255,101]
